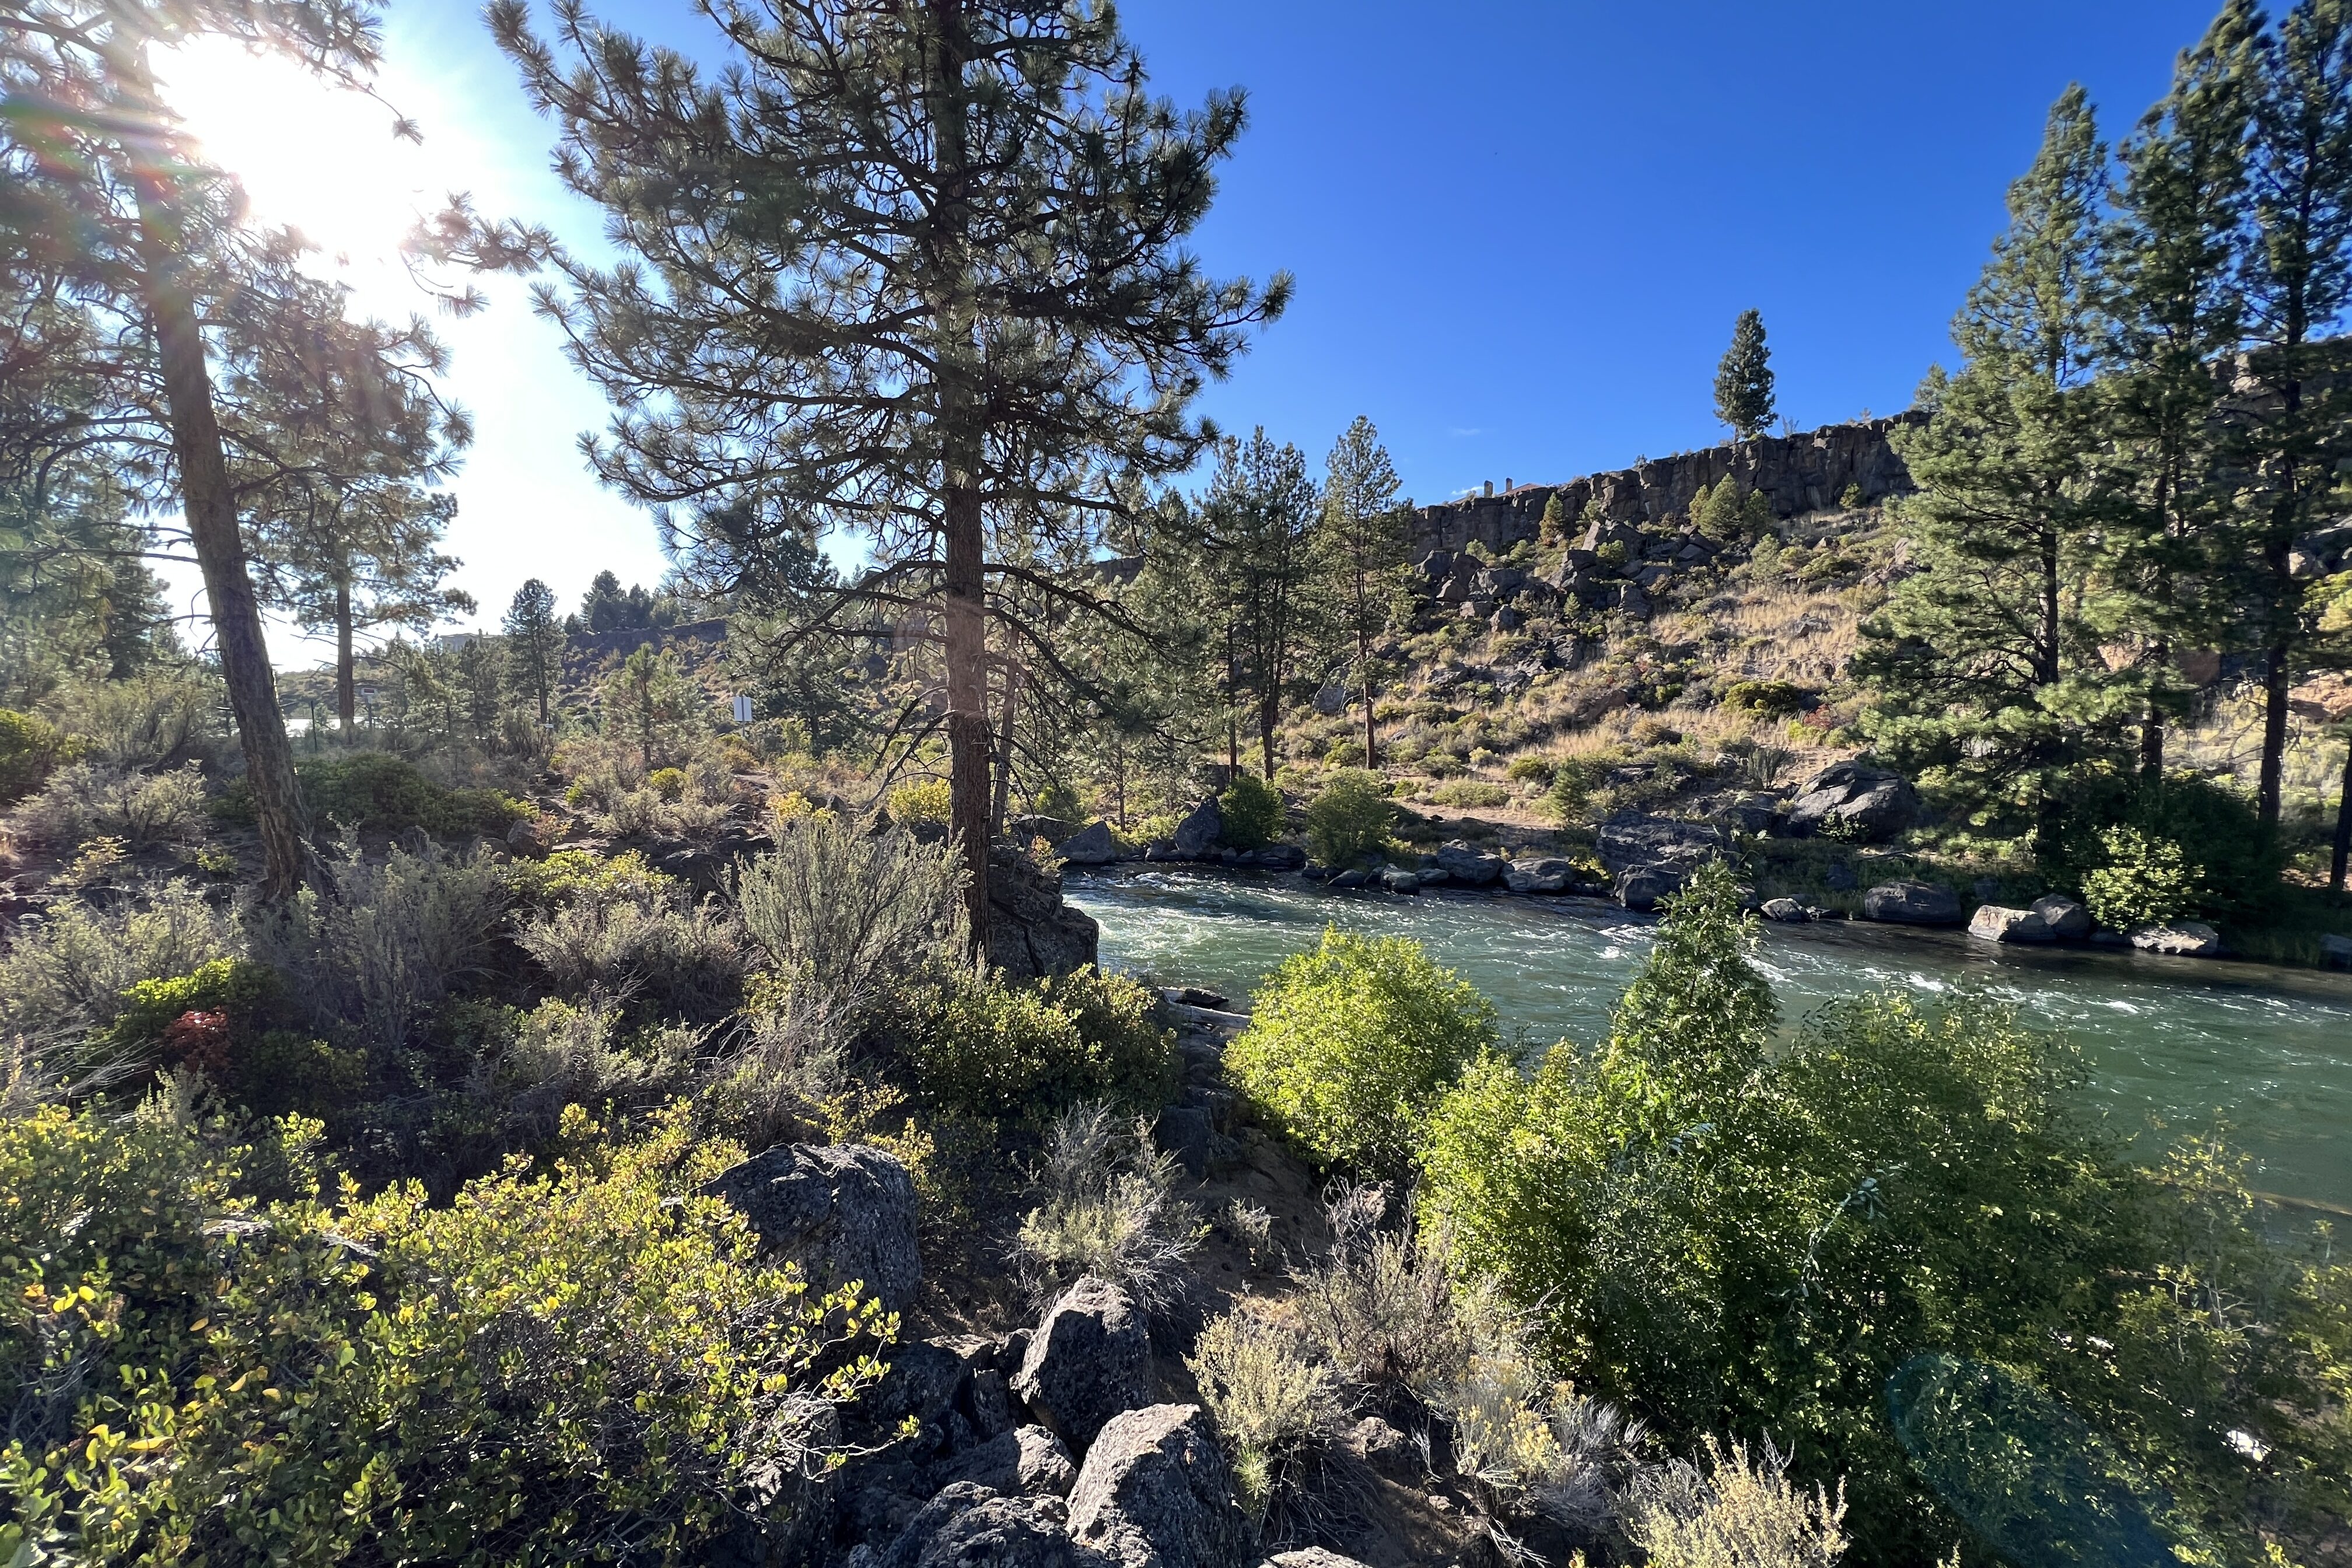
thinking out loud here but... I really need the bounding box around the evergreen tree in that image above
[2104,1,2260,780]
[0,0,397,897]
[2230,0,2352,834]
[439,0,1284,954]
[1713,309,1777,439]
[603,646,702,774]
[1202,429,1324,781]
[1317,416,1408,769]
[1860,86,2134,862]
[503,578,562,729]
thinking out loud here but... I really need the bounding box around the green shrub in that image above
[41,666,221,767]
[0,1102,891,1566]
[102,957,279,1059]
[0,881,236,1038]
[886,775,953,828]
[734,815,966,1027]
[1630,1438,1849,1568]
[1596,540,1630,568]
[285,751,524,836]
[1187,1311,1340,1518]
[911,968,1174,1124]
[1217,771,1287,850]
[1014,1102,1203,1311]
[1304,770,1395,867]
[1720,678,1817,719]
[1504,755,1557,786]
[2082,826,2202,930]
[1416,860,2352,1564]
[0,708,76,804]
[1425,779,1510,809]
[1543,752,1621,822]
[1226,929,1494,1174]
[9,761,210,848]
[648,765,690,801]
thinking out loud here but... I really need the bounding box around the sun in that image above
[152,36,439,304]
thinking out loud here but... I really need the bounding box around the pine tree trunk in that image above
[2332,731,2352,894]
[1259,686,1278,781]
[2259,632,2293,836]
[131,173,310,899]
[942,479,993,958]
[1357,572,1378,769]
[990,662,1020,833]
[2141,634,2169,783]
[335,572,356,738]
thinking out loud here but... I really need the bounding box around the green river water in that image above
[1064,867,2352,1213]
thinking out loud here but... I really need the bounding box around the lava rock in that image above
[1433,841,1506,886]
[2130,922,2222,957]
[1825,860,1859,892]
[702,1143,920,1312]
[1379,868,1422,893]
[1055,822,1118,866]
[875,1483,1103,1568]
[1760,897,1808,922]
[1012,1279,1151,1454]
[1254,843,1307,870]
[1153,1105,1212,1180]
[1783,762,1920,844]
[930,1426,1080,1500]
[1261,1553,1376,1568]
[990,847,1101,982]
[1328,869,1370,890]
[1503,856,1573,894]
[1861,880,1963,926]
[1616,863,1689,912]
[1068,1404,1250,1568]
[1593,814,1729,874]
[505,816,552,857]
[1171,800,1223,859]
[2031,894,2095,941]
[1969,905,2053,944]
[2323,933,2352,970]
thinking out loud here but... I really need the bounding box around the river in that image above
[1065,867,2352,1213]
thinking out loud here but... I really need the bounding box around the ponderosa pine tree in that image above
[2104,1,2260,782]
[1862,88,2134,861]
[2230,0,2352,835]
[1713,309,1777,439]
[442,0,1284,954]
[503,578,561,730]
[1,0,404,896]
[1318,416,1408,770]
[1202,429,1324,781]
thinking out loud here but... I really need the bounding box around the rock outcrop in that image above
[1783,761,1920,844]
[1861,880,1962,926]
[2031,894,2095,941]
[1012,1279,1152,1453]
[1171,799,1223,858]
[876,1483,1103,1568]
[1067,1404,1250,1568]
[1969,905,2052,944]
[2130,922,2223,957]
[990,847,1101,982]
[701,1143,921,1312]
[1055,821,1118,866]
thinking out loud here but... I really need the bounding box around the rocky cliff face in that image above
[1408,414,1921,556]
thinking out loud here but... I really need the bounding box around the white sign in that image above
[732,694,754,724]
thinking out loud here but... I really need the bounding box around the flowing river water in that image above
[1063,867,2352,1213]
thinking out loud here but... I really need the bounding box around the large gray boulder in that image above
[701,1143,920,1312]
[1616,863,1689,912]
[1969,905,2053,944]
[1783,762,1920,844]
[1760,897,1808,923]
[991,847,1101,983]
[932,1426,1080,1500]
[1503,856,1574,894]
[1433,841,1506,886]
[1171,799,1223,858]
[1068,1404,1250,1568]
[2031,894,2095,941]
[1594,813,1728,874]
[1055,822,1118,866]
[2130,922,2222,957]
[1861,880,1962,926]
[876,1483,1107,1568]
[1012,1279,1152,1453]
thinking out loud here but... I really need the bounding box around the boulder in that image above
[1254,844,1307,870]
[1068,1404,1250,1568]
[1055,822,1118,866]
[1342,1416,1416,1485]
[1616,863,1689,912]
[1594,813,1729,874]
[505,815,552,857]
[2130,922,2222,958]
[1717,792,1782,835]
[1328,869,1370,890]
[1012,1279,1151,1453]
[1760,897,1808,922]
[1783,762,1920,844]
[876,1483,1104,1568]
[1503,856,1574,894]
[1153,1105,1212,1180]
[2031,894,2095,941]
[1861,880,1963,926]
[1170,799,1223,859]
[1379,868,1422,894]
[1262,1553,1376,1568]
[1311,682,1348,717]
[702,1143,920,1312]
[990,848,1101,982]
[1969,905,2053,944]
[932,1426,1080,1500]
[2323,933,2352,970]
[1433,841,1506,886]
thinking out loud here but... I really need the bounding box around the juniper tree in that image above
[503,577,562,729]
[2104,1,2260,781]
[445,0,1284,953]
[1,0,412,896]
[1859,86,2135,862]
[1713,309,1777,440]
[1317,416,1408,769]
[2229,0,2352,834]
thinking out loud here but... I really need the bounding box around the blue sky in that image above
[159,0,2223,656]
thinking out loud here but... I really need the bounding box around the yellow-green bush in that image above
[1217,771,1287,850]
[1225,929,1494,1174]
[293,750,526,836]
[1303,770,1395,867]
[0,709,77,804]
[910,968,1174,1124]
[0,1102,891,1566]
[886,775,953,829]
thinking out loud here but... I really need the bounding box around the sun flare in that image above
[153,36,438,300]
